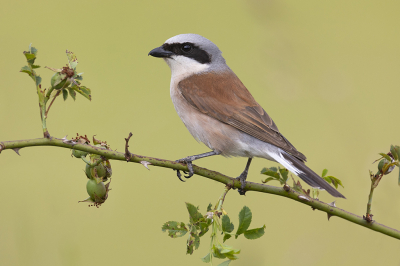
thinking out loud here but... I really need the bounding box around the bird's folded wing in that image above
[178,71,307,162]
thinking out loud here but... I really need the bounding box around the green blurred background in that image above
[1,0,400,265]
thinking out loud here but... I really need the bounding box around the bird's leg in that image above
[236,158,253,195]
[175,150,220,181]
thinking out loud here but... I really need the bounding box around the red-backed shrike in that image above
[149,34,345,198]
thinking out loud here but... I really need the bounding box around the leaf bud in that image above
[72,149,88,158]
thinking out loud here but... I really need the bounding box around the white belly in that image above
[170,81,277,161]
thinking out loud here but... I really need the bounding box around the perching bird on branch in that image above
[149,34,345,199]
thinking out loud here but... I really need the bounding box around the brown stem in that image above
[45,90,61,118]
[124,132,133,162]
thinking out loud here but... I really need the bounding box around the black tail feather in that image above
[282,153,346,199]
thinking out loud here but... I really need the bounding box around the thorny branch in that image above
[1,135,400,240]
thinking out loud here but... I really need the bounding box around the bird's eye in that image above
[181,44,192,53]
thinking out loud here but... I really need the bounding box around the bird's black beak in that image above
[148,46,174,58]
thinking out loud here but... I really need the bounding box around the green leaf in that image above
[187,233,200,255]
[207,203,213,212]
[161,221,188,238]
[62,89,68,101]
[260,167,280,179]
[35,76,42,86]
[186,202,203,223]
[379,153,392,162]
[68,87,76,100]
[217,244,240,260]
[217,260,231,266]
[199,221,210,237]
[20,66,32,75]
[194,234,200,250]
[279,168,289,183]
[235,206,252,238]
[30,46,38,55]
[321,169,328,177]
[223,253,238,260]
[323,176,344,189]
[71,85,91,101]
[291,177,309,196]
[244,225,266,240]
[395,146,400,163]
[66,50,78,70]
[51,73,65,88]
[221,215,234,233]
[212,245,227,259]
[390,145,398,160]
[223,233,231,243]
[312,188,320,199]
[24,52,36,64]
[262,177,277,184]
[398,168,400,186]
[31,65,40,69]
[201,253,211,263]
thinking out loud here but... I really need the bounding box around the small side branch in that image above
[124,132,133,162]
[45,90,61,118]
[1,137,400,240]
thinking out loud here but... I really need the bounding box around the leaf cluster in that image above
[321,169,344,189]
[47,51,91,101]
[20,45,41,86]
[370,145,400,188]
[162,204,265,265]
[261,166,288,185]
[261,166,344,199]
[20,45,92,137]
[162,203,211,255]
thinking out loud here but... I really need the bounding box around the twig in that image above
[45,90,61,118]
[124,132,133,162]
[216,185,231,212]
[1,136,400,240]
[365,182,376,222]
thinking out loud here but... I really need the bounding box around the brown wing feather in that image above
[178,71,307,162]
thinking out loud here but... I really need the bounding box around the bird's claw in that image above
[236,173,248,195]
[175,157,194,181]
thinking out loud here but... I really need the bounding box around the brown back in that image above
[178,71,307,162]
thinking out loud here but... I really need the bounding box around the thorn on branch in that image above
[328,201,336,208]
[140,161,152,170]
[12,148,21,156]
[298,195,310,201]
[124,132,133,162]
[61,135,77,145]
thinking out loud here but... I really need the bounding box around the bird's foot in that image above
[175,156,195,181]
[236,171,248,195]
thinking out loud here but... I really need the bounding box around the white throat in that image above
[164,56,210,81]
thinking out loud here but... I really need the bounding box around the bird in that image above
[148,33,345,198]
